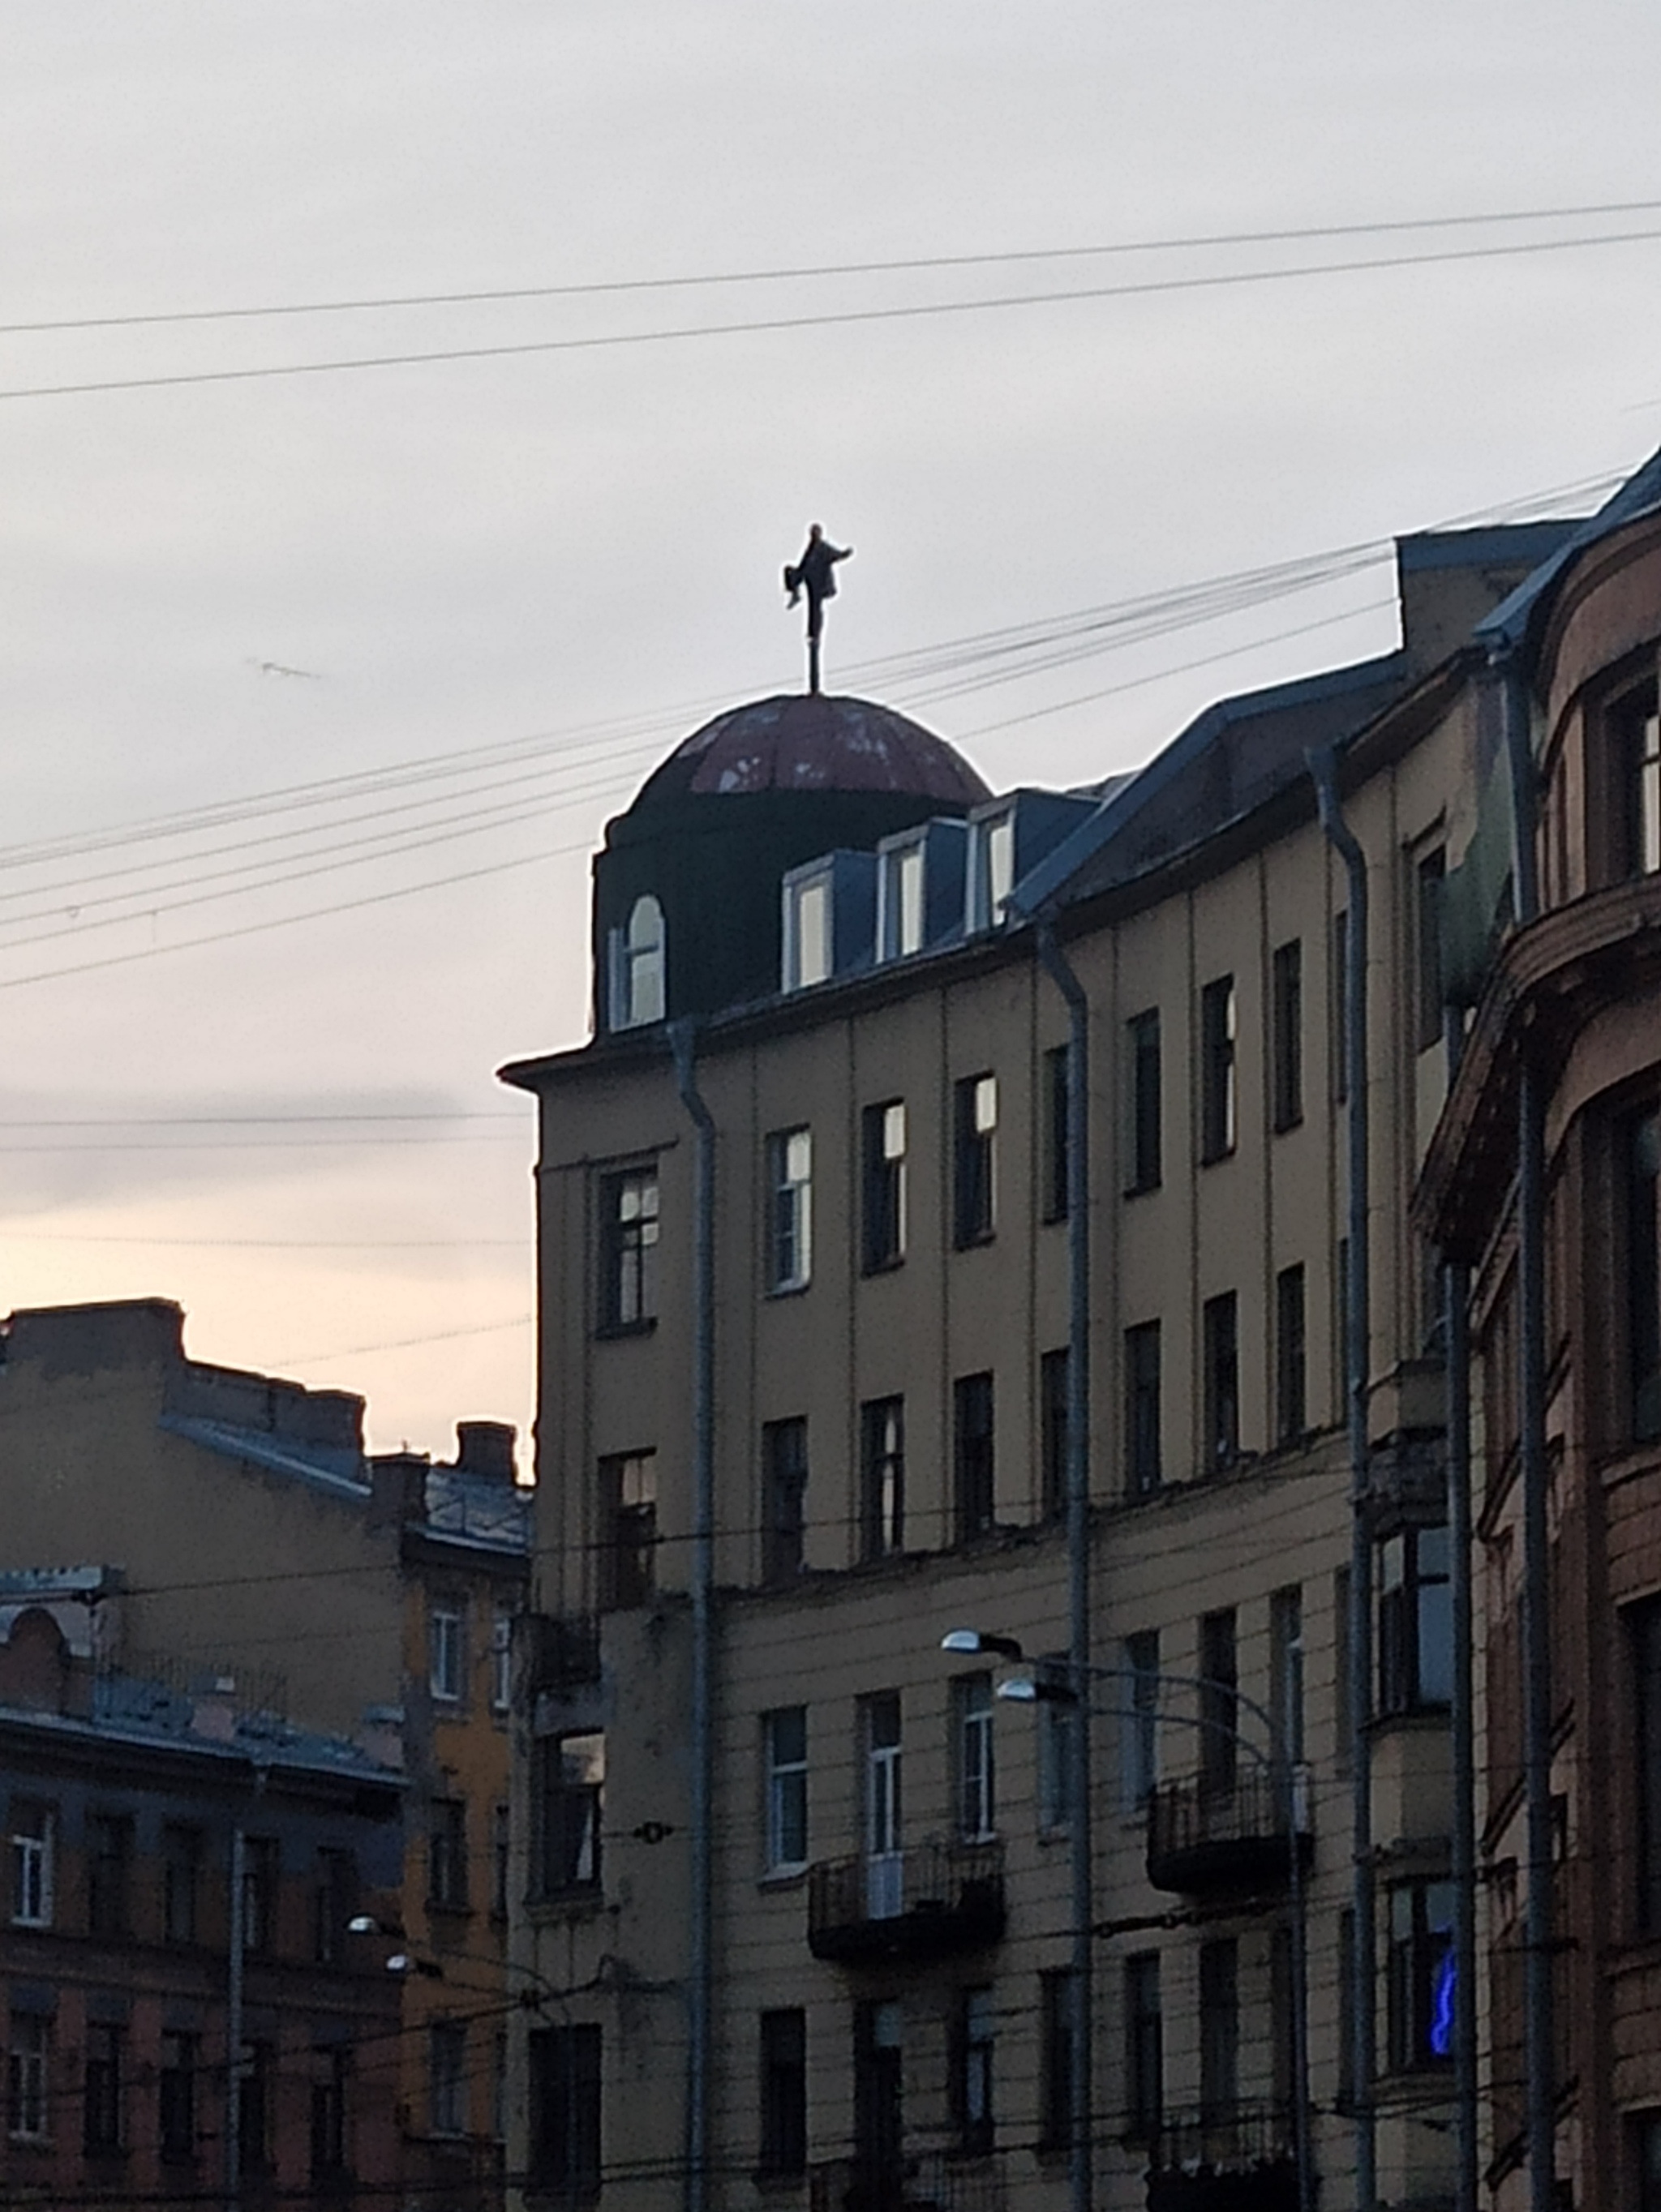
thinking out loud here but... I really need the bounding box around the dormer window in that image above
[966,812,1015,933]
[878,842,925,962]
[783,872,831,992]
[609,895,665,1030]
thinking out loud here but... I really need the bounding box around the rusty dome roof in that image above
[628,693,990,812]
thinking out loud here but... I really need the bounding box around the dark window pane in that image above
[1271,939,1303,1131]
[1276,1263,1307,1446]
[529,2023,603,2197]
[759,2010,807,2176]
[1042,1045,1071,1223]
[1126,1953,1163,2139]
[1202,1292,1239,1468]
[1124,1321,1161,1498]
[598,1167,659,1332]
[1416,851,1446,1052]
[861,1397,906,1559]
[762,1417,809,1582]
[1127,1010,1162,1193]
[861,1101,907,1271]
[1200,976,1236,1164]
[954,1374,996,1541]
[1040,1350,1069,1522]
[953,1074,998,1246]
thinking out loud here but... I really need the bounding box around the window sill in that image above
[753,2169,808,2193]
[861,1255,906,1278]
[765,1280,812,1301]
[1122,1179,1162,1199]
[1199,1147,1237,1169]
[1272,1114,1305,1137]
[526,1888,605,1923]
[952,1231,996,1253]
[593,1318,657,1344]
[758,1866,808,1891]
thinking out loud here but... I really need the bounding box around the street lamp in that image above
[941,1631,1315,2212]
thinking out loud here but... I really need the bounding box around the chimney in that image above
[367,1451,429,1532]
[191,1676,238,1743]
[455,1421,517,1485]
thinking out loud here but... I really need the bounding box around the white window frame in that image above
[766,1128,813,1293]
[955,1674,996,1841]
[763,1707,809,1875]
[9,1803,53,1929]
[967,812,1015,932]
[878,840,926,962]
[431,1603,465,1704]
[608,894,665,1030]
[783,872,832,991]
[490,1611,513,1715]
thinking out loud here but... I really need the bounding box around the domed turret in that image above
[594,694,989,1032]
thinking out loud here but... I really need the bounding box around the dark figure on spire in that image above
[783,524,852,693]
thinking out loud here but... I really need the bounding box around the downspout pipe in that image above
[671,1020,716,2212]
[1308,744,1376,2210]
[1495,643,1555,2212]
[1033,917,1093,2212]
[1444,1010,1478,2212]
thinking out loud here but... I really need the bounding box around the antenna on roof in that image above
[782,524,853,695]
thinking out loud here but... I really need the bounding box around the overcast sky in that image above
[4,2,1660,1458]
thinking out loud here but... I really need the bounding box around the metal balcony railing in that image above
[1143,2103,1299,2212]
[1145,1764,1312,1895]
[807,1841,1006,1965]
[810,2150,1007,2212]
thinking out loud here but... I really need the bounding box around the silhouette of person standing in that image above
[783,524,852,692]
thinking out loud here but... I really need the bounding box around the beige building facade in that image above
[503,508,1616,2212]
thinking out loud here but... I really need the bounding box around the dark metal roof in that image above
[1475,444,1661,654]
[627,692,990,810]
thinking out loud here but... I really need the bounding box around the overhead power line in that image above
[2,195,1655,337]
[3,220,1660,403]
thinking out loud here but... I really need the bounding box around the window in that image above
[430,1601,465,1704]
[1626,1108,1661,1441]
[528,2023,603,2198]
[9,1799,52,1928]
[1386,1880,1456,2072]
[1633,1598,1661,1931]
[160,2031,198,2162]
[1198,1939,1238,2123]
[1275,1262,1307,1445]
[766,1127,813,1292]
[954,1373,996,1541]
[1334,1235,1353,1415]
[84,2021,124,2154]
[1122,1631,1160,1807]
[1202,1292,1239,1468]
[534,1732,604,1897]
[1199,975,1237,1163]
[598,1166,659,1332]
[609,893,665,1030]
[491,1803,511,1919]
[87,1813,131,1937]
[1126,1009,1162,1193]
[163,1823,200,1946]
[238,2041,273,2176]
[1125,1953,1163,2140]
[491,1610,514,1713]
[1041,1348,1070,1521]
[762,1417,808,1583]
[854,2001,904,2172]
[758,2010,807,2176]
[1332,911,1351,1104]
[312,1847,354,1965]
[242,1837,279,1957]
[1269,1586,1305,1768]
[879,840,926,960]
[1042,1044,1071,1223]
[1377,1525,1452,1714]
[955,1674,996,1841]
[783,869,831,990]
[429,1798,468,1912]
[863,1695,903,1918]
[1618,679,1661,881]
[1639,2111,1661,2212]
[1199,1610,1238,1798]
[967,811,1015,932]
[8,2013,48,2141]
[1337,1906,1357,2110]
[1124,1321,1161,1498]
[1039,1969,1075,2151]
[860,1396,905,1561]
[1271,939,1303,1131]
[861,1100,907,1271]
[1270,1924,1296,2115]
[599,1451,658,1610]
[953,1073,998,1246]
[954,1988,995,2154]
[1037,1662,1075,1833]
[1334,1566,1354,1776]
[310,2047,348,2181]
[1415,851,1446,1052]
[763,1707,809,1874]
[431,2021,467,2137]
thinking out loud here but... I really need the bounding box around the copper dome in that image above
[629,693,990,812]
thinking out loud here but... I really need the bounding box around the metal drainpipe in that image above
[1496,644,1555,2212]
[1308,745,1376,2210]
[226,1822,245,2212]
[1034,918,1093,2212]
[1443,1006,1479,2212]
[671,1020,716,2212]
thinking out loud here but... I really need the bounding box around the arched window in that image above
[610,894,665,1029]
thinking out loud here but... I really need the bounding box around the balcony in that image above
[1144,2103,1298,2212]
[811,2151,1006,2212]
[1145,1768,1311,1895]
[807,1841,1006,1966]
[525,1614,602,1695]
